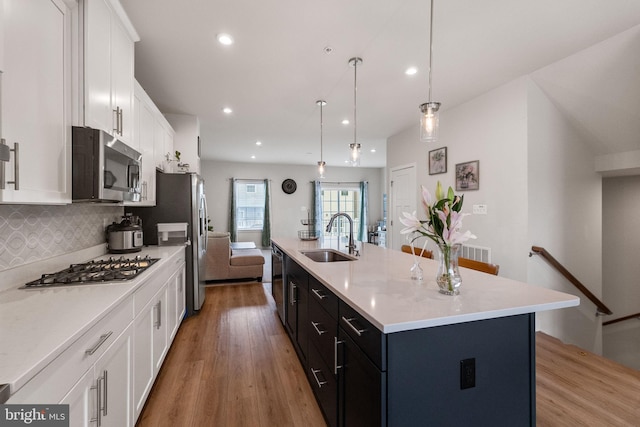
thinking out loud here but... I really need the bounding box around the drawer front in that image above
[9,297,133,404]
[133,257,178,316]
[339,301,386,371]
[308,297,338,371]
[308,276,338,320]
[308,342,338,427]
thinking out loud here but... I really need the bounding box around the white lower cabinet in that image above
[7,250,186,427]
[61,323,132,427]
[132,256,185,422]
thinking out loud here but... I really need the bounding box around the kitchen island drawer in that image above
[308,295,338,370]
[8,297,133,404]
[339,301,386,371]
[309,276,338,320]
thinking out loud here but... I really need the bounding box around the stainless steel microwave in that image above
[72,127,142,202]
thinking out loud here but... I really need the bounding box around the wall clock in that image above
[281,179,297,194]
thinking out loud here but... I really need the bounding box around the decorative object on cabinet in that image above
[348,57,363,166]
[419,0,442,142]
[281,178,297,194]
[455,160,479,191]
[399,181,476,294]
[428,146,447,175]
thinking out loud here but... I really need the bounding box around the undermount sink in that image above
[301,249,357,263]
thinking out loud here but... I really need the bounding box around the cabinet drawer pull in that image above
[342,316,366,336]
[334,337,343,375]
[311,321,326,336]
[311,288,326,300]
[311,368,327,388]
[85,331,113,356]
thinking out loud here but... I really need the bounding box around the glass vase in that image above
[410,260,423,281]
[436,243,462,295]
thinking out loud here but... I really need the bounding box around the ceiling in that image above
[120,0,640,168]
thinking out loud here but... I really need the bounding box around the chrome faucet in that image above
[326,212,358,255]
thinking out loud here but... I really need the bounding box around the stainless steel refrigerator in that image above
[127,170,208,316]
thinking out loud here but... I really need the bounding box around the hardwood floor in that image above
[536,332,640,426]
[136,283,326,427]
[138,283,640,426]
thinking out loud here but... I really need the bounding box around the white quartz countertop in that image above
[272,237,580,334]
[0,245,185,395]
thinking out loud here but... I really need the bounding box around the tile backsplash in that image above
[0,204,124,270]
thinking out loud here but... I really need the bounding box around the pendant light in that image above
[348,57,362,166]
[316,100,327,178]
[419,0,441,142]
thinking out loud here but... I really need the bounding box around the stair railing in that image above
[529,246,612,316]
[603,312,640,326]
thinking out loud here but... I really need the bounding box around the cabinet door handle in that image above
[289,282,297,305]
[119,108,123,136]
[102,370,108,416]
[91,376,102,426]
[334,337,343,375]
[342,316,366,336]
[0,140,19,190]
[311,368,327,388]
[311,288,326,300]
[85,331,113,356]
[113,107,120,134]
[311,321,326,336]
[154,300,162,329]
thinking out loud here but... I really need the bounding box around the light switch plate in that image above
[473,204,487,215]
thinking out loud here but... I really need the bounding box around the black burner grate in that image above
[23,256,160,288]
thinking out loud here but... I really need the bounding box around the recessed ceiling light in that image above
[217,33,234,45]
[255,141,262,146]
[342,119,349,125]
[370,148,376,153]
[405,67,418,75]
[222,107,233,114]
[251,155,256,159]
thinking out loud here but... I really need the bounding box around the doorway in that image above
[389,164,416,251]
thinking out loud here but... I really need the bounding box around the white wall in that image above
[387,77,530,280]
[201,160,385,247]
[527,80,603,353]
[387,76,604,353]
[602,176,640,369]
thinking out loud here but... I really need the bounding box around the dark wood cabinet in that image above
[339,330,386,427]
[283,257,535,426]
[284,257,309,363]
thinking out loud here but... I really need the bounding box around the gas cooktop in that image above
[22,255,160,289]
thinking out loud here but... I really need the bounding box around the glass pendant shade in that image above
[317,161,326,178]
[349,143,361,167]
[419,102,441,142]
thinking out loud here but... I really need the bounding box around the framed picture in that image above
[455,160,480,191]
[428,147,447,175]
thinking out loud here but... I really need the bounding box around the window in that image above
[321,185,360,238]
[235,181,265,230]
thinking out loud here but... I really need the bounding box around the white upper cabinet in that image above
[132,80,158,205]
[84,0,138,145]
[0,0,74,204]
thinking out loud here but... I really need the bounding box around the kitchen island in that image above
[271,237,579,427]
